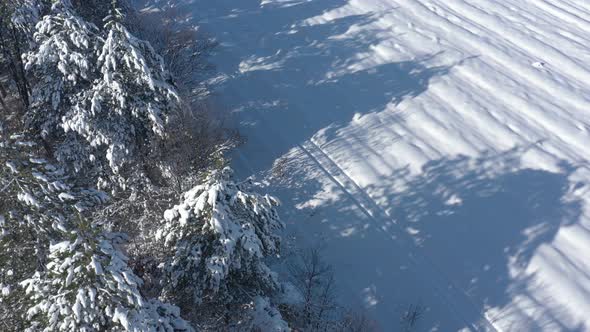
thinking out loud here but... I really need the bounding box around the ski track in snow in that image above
[167,0,590,330]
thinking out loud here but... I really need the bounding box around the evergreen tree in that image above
[9,0,44,34]
[24,0,96,133]
[22,0,99,174]
[61,0,180,185]
[156,167,284,322]
[22,227,193,332]
[0,134,193,331]
[22,0,180,190]
[0,133,106,330]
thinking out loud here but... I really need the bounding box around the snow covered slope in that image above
[181,0,590,330]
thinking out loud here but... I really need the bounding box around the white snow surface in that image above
[172,0,590,330]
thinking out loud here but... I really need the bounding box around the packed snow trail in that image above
[151,0,590,330]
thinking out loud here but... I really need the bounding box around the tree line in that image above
[0,1,378,331]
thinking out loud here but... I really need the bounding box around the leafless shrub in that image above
[127,2,239,193]
[400,303,425,331]
[271,156,289,180]
[340,309,379,332]
[132,5,217,103]
[286,245,339,331]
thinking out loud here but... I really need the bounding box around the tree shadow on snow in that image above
[271,146,585,331]
[375,149,584,330]
[145,0,451,173]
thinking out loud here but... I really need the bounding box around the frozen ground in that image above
[155,0,590,330]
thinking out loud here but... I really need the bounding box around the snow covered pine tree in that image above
[61,0,180,190]
[0,135,193,331]
[23,0,99,173]
[0,133,104,330]
[157,167,289,330]
[22,228,194,331]
[24,0,96,135]
[24,0,180,191]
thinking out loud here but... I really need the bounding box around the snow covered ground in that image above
[168,0,590,330]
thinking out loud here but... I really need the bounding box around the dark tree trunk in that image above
[0,15,30,109]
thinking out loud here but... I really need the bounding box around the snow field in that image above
[179,0,590,330]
